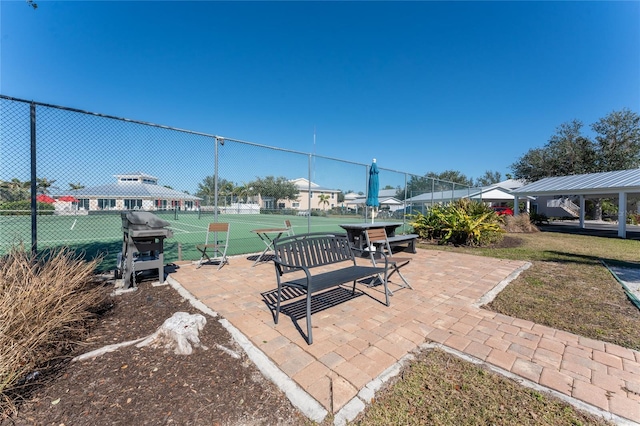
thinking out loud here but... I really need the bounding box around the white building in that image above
[60,173,202,213]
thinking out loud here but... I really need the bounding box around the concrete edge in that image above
[166,274,328,424]
[219,319,328,423]
[333,352,417,426]
[601,260,640,311]
[425,343,638,426]
[473,261,532,308]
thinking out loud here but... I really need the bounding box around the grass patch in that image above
[354,349,613,425]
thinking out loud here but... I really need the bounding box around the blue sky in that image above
[2,1,639,190]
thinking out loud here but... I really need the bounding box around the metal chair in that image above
[196,222,230,270]
[363,227,413,291]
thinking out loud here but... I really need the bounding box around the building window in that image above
[292,202,299,207]
[331,193,335,198]
[156,199,168,210]
[310,192,313,197]
[78,199,89,210]
[98,199,116,210]
[124,199,143,210]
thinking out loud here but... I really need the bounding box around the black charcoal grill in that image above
[119,211,174,288]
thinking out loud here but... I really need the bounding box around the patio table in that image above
[339,222,402,251]
[251,227,289,266]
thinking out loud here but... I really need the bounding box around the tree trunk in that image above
[594,198,603,221]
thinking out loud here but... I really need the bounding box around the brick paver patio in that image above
[169,249,640,424]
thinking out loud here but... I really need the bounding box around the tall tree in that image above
[0,178,30,202]
[196,176,233,205]
[475,170,502,187]
[545,120,597,176]
[427,170,473,187]
[592,109,640,171]
[510,147,550,182]
[400,175,432,200]
[511,111,640,181]
[248,176,299,209]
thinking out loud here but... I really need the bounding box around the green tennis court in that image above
[1,211,410,272]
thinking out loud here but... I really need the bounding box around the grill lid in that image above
[122,211,171,230]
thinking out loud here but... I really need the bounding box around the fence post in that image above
[307,154,312,231]
[30,102,37,256]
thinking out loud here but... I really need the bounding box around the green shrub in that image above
[409,199,504,246]
[529,212,549,225]
[0,200,55,215]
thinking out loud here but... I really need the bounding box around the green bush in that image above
[0,200,55,215]
[409,199,504,246]
[529,212,549,225]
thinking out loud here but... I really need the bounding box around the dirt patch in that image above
[2,277,311,426]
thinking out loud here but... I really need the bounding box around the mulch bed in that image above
[2,275,309,426]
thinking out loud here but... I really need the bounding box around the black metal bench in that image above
[273,232,391,344]
[386,234,419,254]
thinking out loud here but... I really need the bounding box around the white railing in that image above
[547,197,580,217]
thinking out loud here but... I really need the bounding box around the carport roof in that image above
[512,168,640,197]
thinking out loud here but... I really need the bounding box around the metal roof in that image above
[63,182,202,200]
[512,168,640,196]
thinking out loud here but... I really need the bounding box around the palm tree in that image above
[232,183,250,203]
[69,182,85,190]
[36,177,57,195]
[318,194,330,211]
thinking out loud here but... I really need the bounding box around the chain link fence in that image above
[1,95,473,272]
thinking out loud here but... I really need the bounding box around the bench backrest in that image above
[273,232,354,273]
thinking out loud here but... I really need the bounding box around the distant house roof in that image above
[67,183,201,200]
[346,196,403,206]
[64,173,201,200]
[378,188,399,198]
[290,178,340,193]
[343,192,361,201]
[406,182,531,203]
[512,168,640,197]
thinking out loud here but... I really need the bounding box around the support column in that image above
[579,195,585,229]
[513,196,520,215]
[618,191,627,238]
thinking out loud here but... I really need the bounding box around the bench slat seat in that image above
[281,264,386,294]
[273,232,390,344]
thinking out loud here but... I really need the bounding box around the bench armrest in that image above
[273,258,310,276]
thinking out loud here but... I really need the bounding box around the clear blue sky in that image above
[2,1,639,186]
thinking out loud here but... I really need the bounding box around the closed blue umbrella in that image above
[365,159,379,223]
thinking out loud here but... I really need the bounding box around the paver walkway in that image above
[168,249,640,425]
